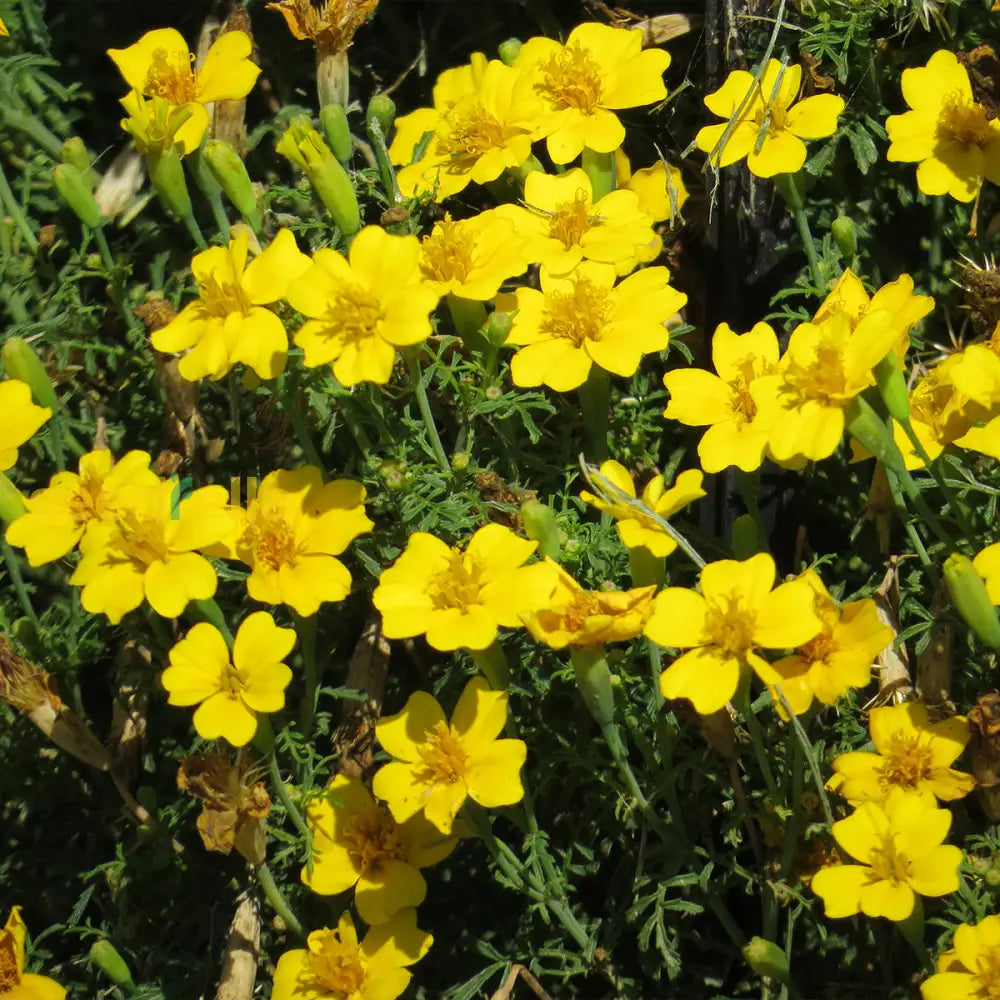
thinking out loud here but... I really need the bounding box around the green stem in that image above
[404,349,451,473]
[895,463,959,550]
[0,160,37,251]
[297,613,320,733]
[469,641,510,689]
[189,598,234,645]
[738,685,781,802]
[0,537,38,627]
[773,686,835,828]
[736,470,771,554]
[94,227,142,336]
[256,862,304,937]
[181,212,208,251]
[775,173,821,291]
[0,105,65,160]
[278,375,325,470]
[578,365,611,462]
[883,465,936,578]
[206,189,233,243]
[581,147,616,200]
[365,115,400,204]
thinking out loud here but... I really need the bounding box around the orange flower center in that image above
[940,94,994,148]
[420,222,476,284]
[866,834,910,884]
[0,933,19,991]
[704,594,756,656]
[428,550,484,611]
[539,275,611,346]
[539,44,604,113]
[221,663,246,697]
[114,509,170,567]
[300,933,367,998]
[781,342,848,406]
[323,282,383,348]
[752,101,790,141]
[144,46,199,104]
[417,721,467,785]
[69,472,108,526]
[246,509,302,571]
[438,102,505,160]
[547,192,593,249]
[878,732,935,792]
[200,273,252,319]
[973,948,1000,998]
[797,627,836,664]
[343,802,405,874]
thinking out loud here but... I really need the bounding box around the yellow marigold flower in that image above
[762,310,899,464]
[886,50,1000,202]
[514,23,670,164]
[520,559,655,649]
[302,773,457,924]
[161,612,295,747]
[505,261,685,392]
[272,910,431,1000]
[5,449,158,566]
[579,460,705,557]
[0,906,66,1000]
[373,677,526,834]
[644,553,822,715]
[810,790,962,921]
[615,151,689,224]
[663,322,780,473]
[151,229,310,382]
[418,211,529,300]
[921,915,1000,1000]
[69,481,233,624]
[0,379,50,473]
[394,59,543,201]
[759,570,893,716]
[287,226,440,387]
[830,702,976,806]
[939,344,1000,462]
[373,524,557,652]
[696,60,844,177]
[495,167,661,277]
[220,467,372,618]
[117,90,207,157]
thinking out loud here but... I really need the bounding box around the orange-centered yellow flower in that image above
[579,461,705,558]
[161,612,294,747]
[514,23,670,164]
[70,481,232,624]
[663,321,780,473]
[372,678,526,835]
[0,906,66,1000]
[921,915,1000,1000]
[644,553,822,714]
[886,50,1000,202]
[830,702,976,805]
[271,910,432,1000]
[373,524,557,652]
[5,449,158,566]
[0,379,50,473]
[810,790,962,921]
[287,226,441,386]
[696,60,844,177]
[495,168,660,277]
[520,560,655,649]
[220,467,372,618]
[302,773,457,925]
[152,230,310,382]
[504,261,685,392]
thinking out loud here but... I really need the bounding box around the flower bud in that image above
[743,937,789,982]
[366,93,396,139]
[944,553,1000,650]
[1,337,58,411]
[521,498,561,561]
[0,472,26,523]
[53,164,102,229]
[319,103,353,165]
[485,310,513,347]
[89,940,135,989]
[498,38,522,66]
[186,142,222,200]
[146,148,193,220]
[205,139,261,228]
[451,451,471,471]
[569,647,617,731]
[61,137,93,178]
[844,395,905,473]
[874,353,910,424]
[731,513,761,560]
[831,216,857,259]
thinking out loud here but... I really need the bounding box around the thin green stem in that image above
[469,642,510,689]
[404,349,451,473]
[279,375,325,470]
[1,105,65,160]
[94,227,142,335]
[268,747,312,841]
[895,463,958,550]
[256,862,304,937]
[740,688,781,802]
[181,212,208,251]
[736,470,771,554]
[646,638,665,710]
[884,465,936,579]
[775,174,822,291]
[206,189,232,243]
[0,537,38,627]
[0,160,37,251]
[773,686,835,828]
[297,613,320,733]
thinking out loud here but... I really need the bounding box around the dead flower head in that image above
[267,0,378,52]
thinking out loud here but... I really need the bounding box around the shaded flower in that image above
[921,915,1000,1000]
[302,773,457,924]
[810,790,962,921]
[373,524,557,651]
[161,612,295,747]
[0,906,66,1000]
[373,677,526,834]
[0,379,50,473]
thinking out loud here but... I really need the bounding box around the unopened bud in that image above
[521,499,561,561]
[874,353,910,424]
[89,940,135,989]
[2,337,59,411]
[831,216,857,259]
[743,937,790,981]
[146,148,193,220]
[731,513,761,560]
[320,104,353,165]
[485,310,513,347]
[53,164,102,229]
[366,93,396,139]
[205,139,261,228]
[498,38,522,66]
[945,553,1000,650]
[451,451,471,471]
[61,137,92,178]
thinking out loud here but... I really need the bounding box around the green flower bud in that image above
[186,142,222,200]
[521,498,561,561]
[366,93,396,140]
[89,940,135,989]
[498,38,522,66]
[844,395,905,473]
[874,352,910,424]
[743,937,790,982]
[0,472,27,523]
[146,148,193,220]
[61,137,92,178]
[569,647,617,730]
[53,164,102,229]
[204,139,260,228]
[1,337,58,411]
[944,553,1000,650]
[485,310,513,347]
[831,216,857,259]
[451,451,471,471]
[320,104,353,165]
[732,513,761,560]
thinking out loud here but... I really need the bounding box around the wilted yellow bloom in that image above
[268,0,378,51]
[0,906,66,1000]
[0,379,50,473]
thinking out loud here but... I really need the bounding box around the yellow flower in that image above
[373,524,557,652]
[830,702,976,805]
[394,59,543,201]
[520,560,655,649]
[495,167,660,276]
[663,321,780,473]
[759,570,893,716]
[505,261,685,392]
[0,906,66,1000]
[615,150,689,224]
[287,226,441,386]
[221,467,372,618]
[5,449,158,566]
[161,612,295,747]
[272,910,431,1000]
[418,211,529,300]
[0,379,50,472]
[973,540,1000,605]
[0,18,8,37]
[69,481,233,624]
[579,460,705,557]
[763,310,899,464]
[302,773,457,924]
[117,90,207,157]
[151,230,310,382]
[886,50,1000,202]
[696,60,844,177]
[514,23,670,164]
[810,790,962,921]
[372,677,526,834]
[644,553,822,715]
[921,915,1000,1000]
